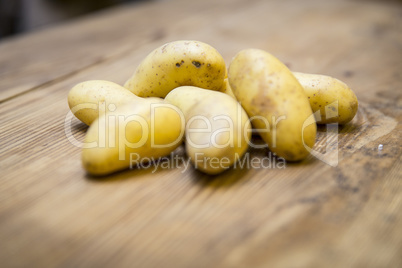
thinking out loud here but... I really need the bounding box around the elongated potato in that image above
[68,80,141,125]
[82,98,184,176]
[293,72,358,124]
[228,49,316,161]
[221,71,358,125]
[165,86,251,174]
[124,40,226,98]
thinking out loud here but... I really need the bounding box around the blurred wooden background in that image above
[0,0,401,267]
[0,0,145,38]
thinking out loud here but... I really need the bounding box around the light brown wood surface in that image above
[1,0,401,267]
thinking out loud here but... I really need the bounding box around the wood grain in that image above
[0,0,401,267]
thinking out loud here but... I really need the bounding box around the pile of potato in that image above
[68,40,358,176]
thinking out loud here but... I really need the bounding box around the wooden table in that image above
[1,0,401,267]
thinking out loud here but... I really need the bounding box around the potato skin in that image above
[219,78,236,99]
[124,40,226,98]
[165,86,251,175]
[221,71,358,125]
[68,80,141,125]
[293,72,358,124]
[82,98,184,176]
[228,49,316,161]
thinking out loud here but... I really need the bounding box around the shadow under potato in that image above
[316,121,361,135]
[84,138,290,189]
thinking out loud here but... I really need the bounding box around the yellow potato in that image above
[228,49,316,161]
[219,78,236,99]
[68,80,141,125]
[165,86,251,174]
[124,40,226,98]
[221,72,358,125]
[82,98,184,176]
[293,72,358,124]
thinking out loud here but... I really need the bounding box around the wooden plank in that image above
[0,0,401,267]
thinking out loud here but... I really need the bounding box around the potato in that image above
[228,49,316,161]
[124,40,226,98]
[82,98,184,176]
[219,78,236,99]
[219,68,237,98]
[68,80,141,125]
[293,72,358,124]
[165,86,251,174]
[221,71,358,125]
